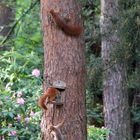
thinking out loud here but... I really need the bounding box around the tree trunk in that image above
[100,0,132,140]
[0,4,14,36]
[40,0,86,140]
[0,3,14,50]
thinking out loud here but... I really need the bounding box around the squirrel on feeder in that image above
[38,87,59,110]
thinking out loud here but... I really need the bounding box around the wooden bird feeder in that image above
[49,80,66,107]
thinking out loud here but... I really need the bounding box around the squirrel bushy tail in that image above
[38,87,58,110]
[50,9,82,36]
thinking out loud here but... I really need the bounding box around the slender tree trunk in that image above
[100,0,132,140]
[0,4,14,36]
[0,4,14,50]
[40,0,86,140]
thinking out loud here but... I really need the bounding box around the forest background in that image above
[0,0,140,140]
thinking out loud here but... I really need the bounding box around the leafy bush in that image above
[0,48,43,139]
[87,126,109,140]
[0,0,43,139]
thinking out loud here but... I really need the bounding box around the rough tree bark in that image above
[40,0,86,140]
[100,0,133,140]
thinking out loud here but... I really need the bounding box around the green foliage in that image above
[0,47,42,140]
[114,2,140,63]
[116,1,140,138]
[0,0,42,139]
[87,126,110,140]
[83,0,103,127]
[0,0,16,6]
[86,56,103,126]
[115,0,140,89]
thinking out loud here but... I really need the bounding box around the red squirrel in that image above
[50,9,83,36]
[38,87,59,110]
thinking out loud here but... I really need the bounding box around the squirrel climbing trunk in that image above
[40,0,86,139]
[50,9,83,36]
